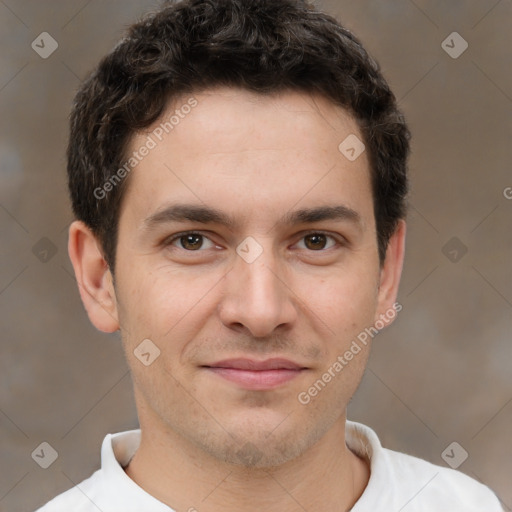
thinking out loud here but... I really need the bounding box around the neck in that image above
[124,411,370,512]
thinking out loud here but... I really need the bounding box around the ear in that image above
[68,220,120,333]
[374,219,406,324]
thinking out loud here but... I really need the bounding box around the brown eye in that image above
[164,231,218,255]
[304,233,328,250]
[295,232,338,251]
[179,234,204,250]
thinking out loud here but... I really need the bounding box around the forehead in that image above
[119,87,373,226]
[157,88,361,155]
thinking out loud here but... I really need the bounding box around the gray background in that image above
[1,0,511,510]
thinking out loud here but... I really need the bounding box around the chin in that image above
[195,415,325,469]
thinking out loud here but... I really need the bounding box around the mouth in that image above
[201,358,308,390]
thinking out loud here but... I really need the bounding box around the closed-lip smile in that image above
[202,358,308,389]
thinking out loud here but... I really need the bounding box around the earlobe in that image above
[68,220,120,333]
[375,220,406,323]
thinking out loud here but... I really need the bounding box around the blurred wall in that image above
[1,1,510,510]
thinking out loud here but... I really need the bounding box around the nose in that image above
[218,245,298,338]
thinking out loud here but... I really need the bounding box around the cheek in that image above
[117,266,215,351]
[115,269,199,400]
[116,268,173,345]
[302,267,379,337]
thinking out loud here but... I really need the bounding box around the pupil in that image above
[183,235,202,250]
[306,234,326,250]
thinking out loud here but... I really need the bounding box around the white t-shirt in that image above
[35,420,503,511]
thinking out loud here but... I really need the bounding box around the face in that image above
[77,87,404,468]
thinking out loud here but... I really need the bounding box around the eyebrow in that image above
[141,203,362,232]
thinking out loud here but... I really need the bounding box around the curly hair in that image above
[67,0,410,273]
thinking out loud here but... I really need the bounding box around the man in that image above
[36,0,503,510]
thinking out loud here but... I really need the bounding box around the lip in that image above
[206,358,305,371]
[202,358,307,390]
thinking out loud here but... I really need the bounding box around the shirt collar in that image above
[99,421,380,510]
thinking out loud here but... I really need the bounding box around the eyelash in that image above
[163,230,344,252]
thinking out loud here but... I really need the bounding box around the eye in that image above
[165,232,216,251]
[295,232,339,251]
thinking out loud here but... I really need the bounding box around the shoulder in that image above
[382,447,503,510]
[346,421,503,511]
[33,430,173,512]
[34,470,104,512]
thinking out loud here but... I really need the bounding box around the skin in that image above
[68,87,406,512]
